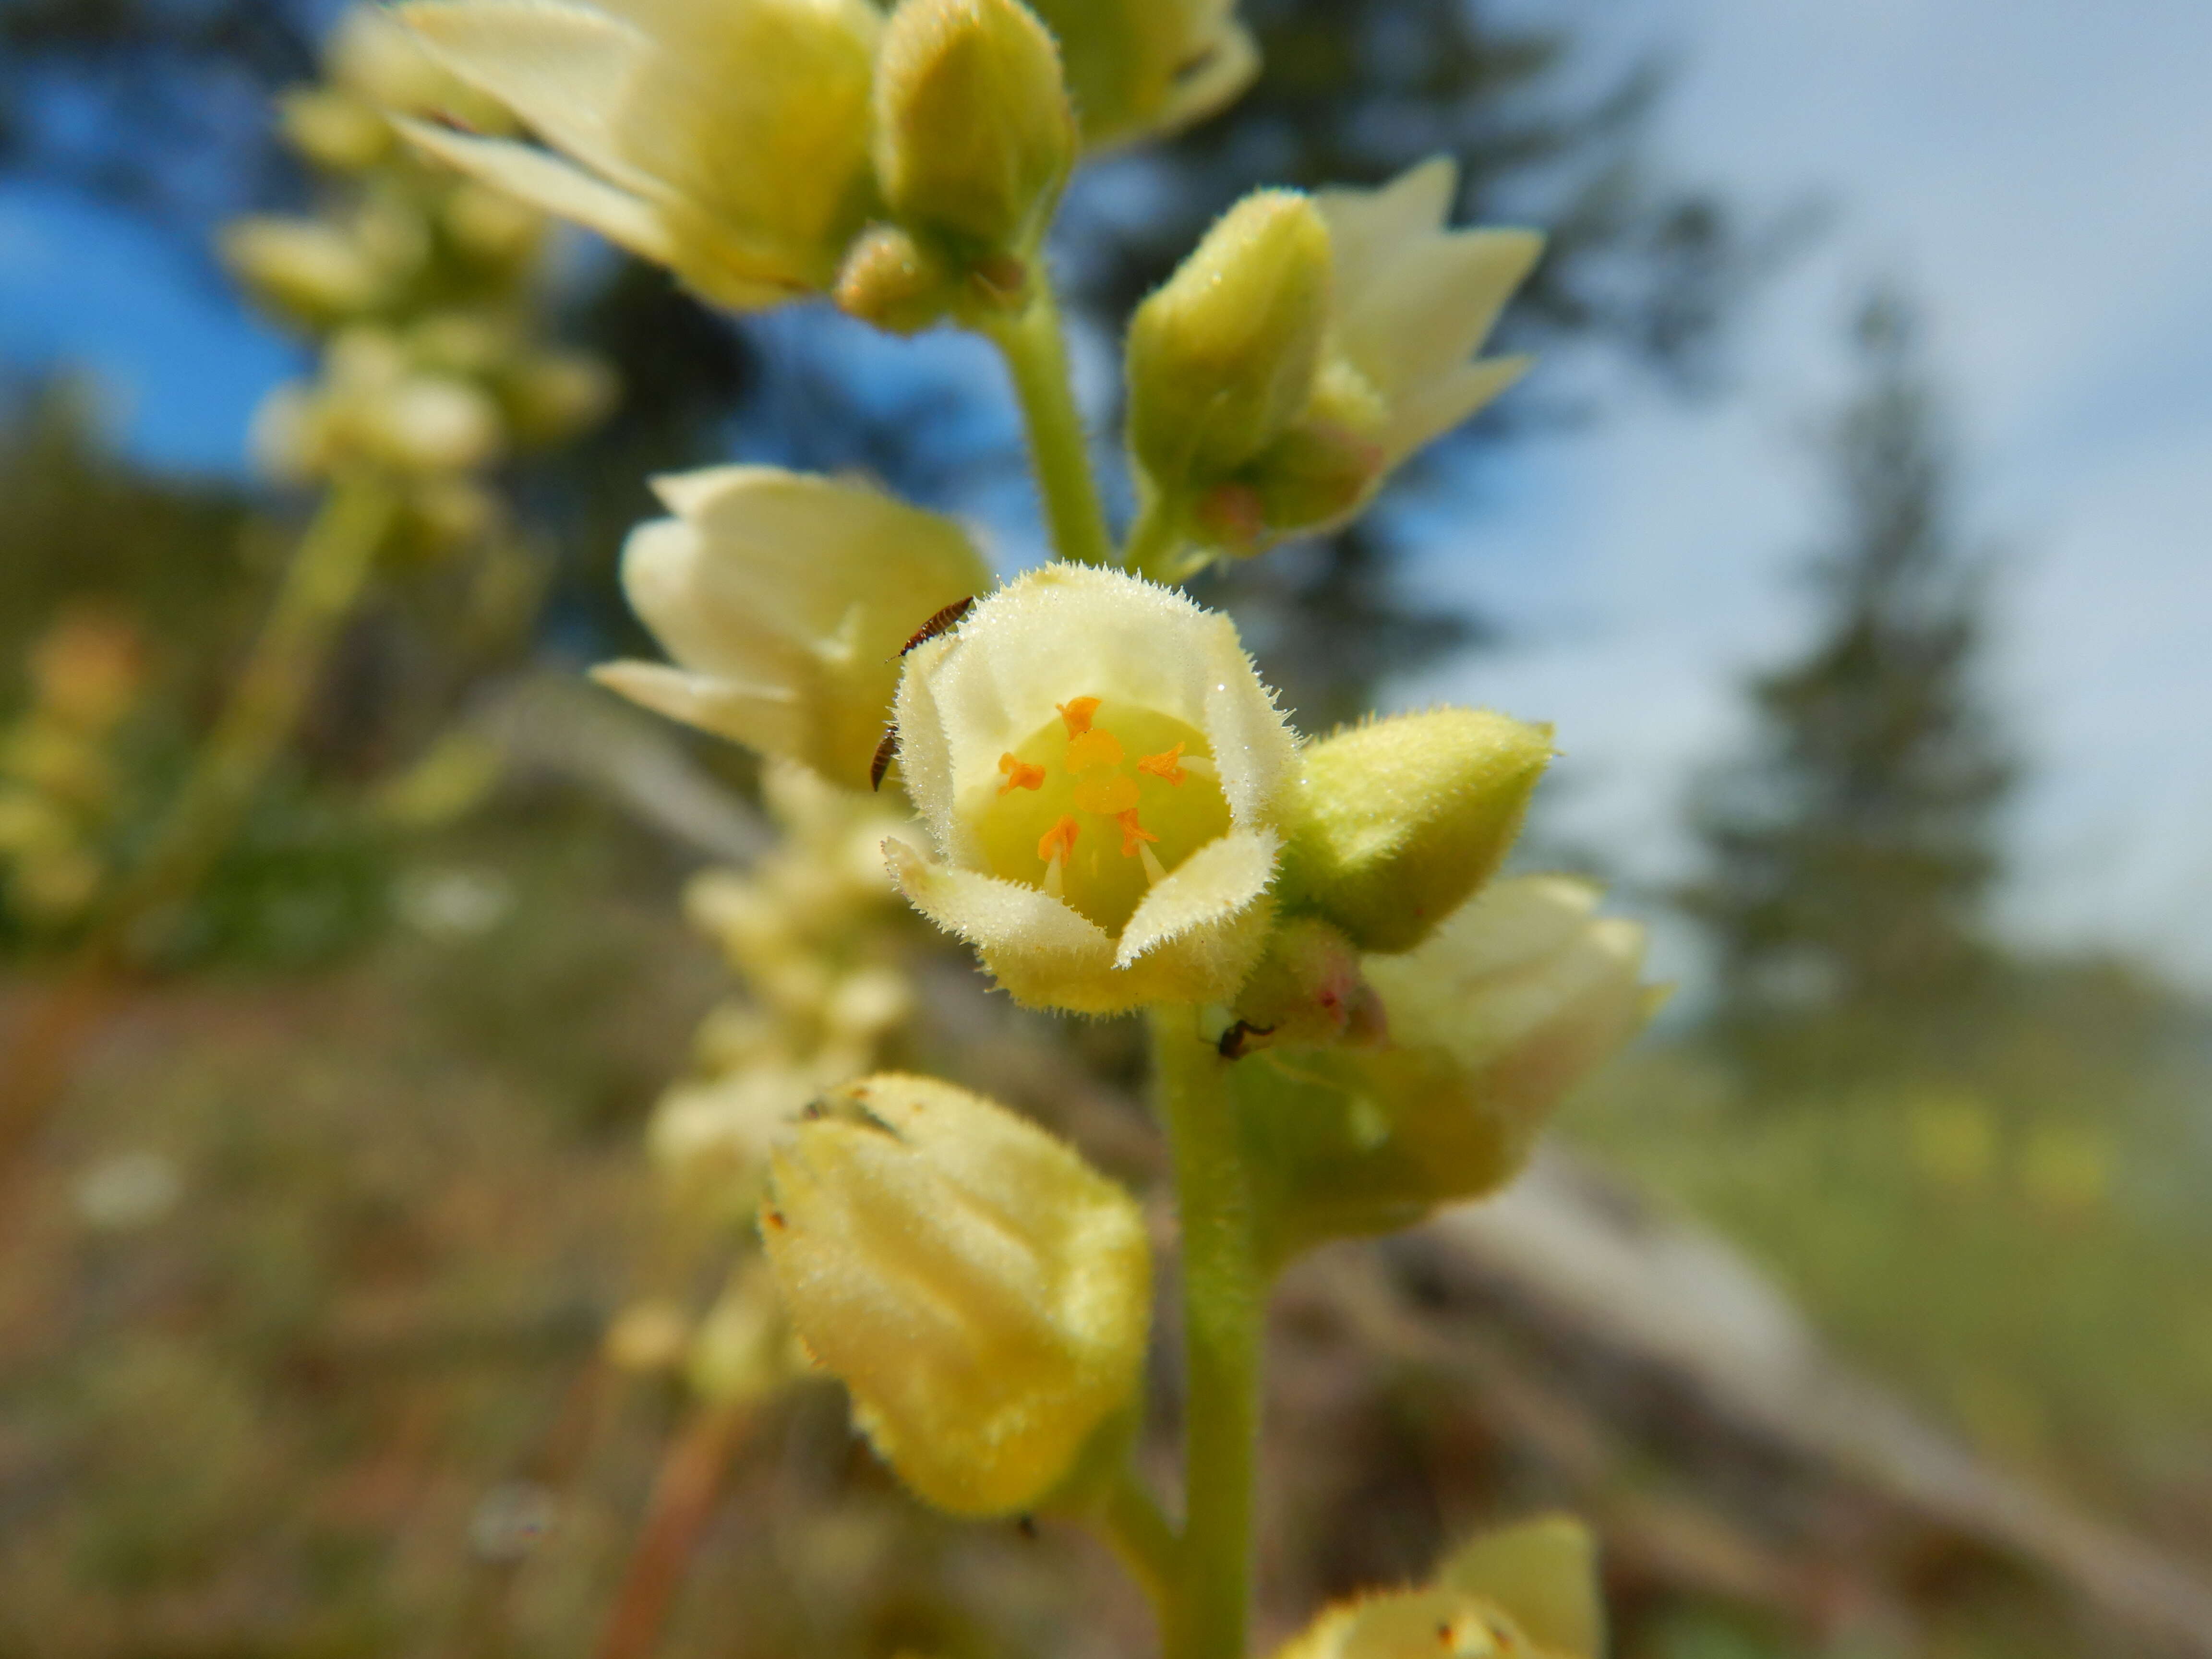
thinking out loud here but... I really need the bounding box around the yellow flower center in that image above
[971,697,1230,933]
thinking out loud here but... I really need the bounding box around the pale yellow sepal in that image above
[761,1073,1151,1517]
[1025,0,1258,149]
[1364,876,1653,1145]
[398,0,880,310]
[1130,158,1541,561]
[593,467,990,791]
[885,829,1279,1013]
[887,562,1296,1013]
[1270,1513,1603,1659]
[1314,156,1542,472]
[1228,876,1653,1259]
[1279,707,1554,953]
[1438,1515,1605,1659]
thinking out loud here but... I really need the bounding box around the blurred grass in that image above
[1565,980,2212,1561]
[4,780,2208,1654]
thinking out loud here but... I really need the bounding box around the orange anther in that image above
[1065,728,1125,774]
[997,752,1046,794]
[1116,810,1160,858]
[1056,696,1102,737]
[1136,743,1187,785]
[1037,815,1080,865]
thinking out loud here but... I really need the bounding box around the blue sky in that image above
[2,0,2206,991]
[1401,0,2212,994]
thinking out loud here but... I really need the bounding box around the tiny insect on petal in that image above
[871,725,900,791]
[899,596,976,657]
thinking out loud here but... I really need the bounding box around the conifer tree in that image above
[1683,290,2014,1080]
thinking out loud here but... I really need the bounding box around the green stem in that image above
[982,272,1117,569]
[93,471,396,959]
[1098,1463,1179,1619]
[1122,491,1187,583]
[1152,1004,1264,1659]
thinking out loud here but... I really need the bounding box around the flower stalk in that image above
[1153,1002,1265,1659]
[91,473,397,951]
[981,273,1118,569]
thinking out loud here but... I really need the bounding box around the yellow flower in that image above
[397,0,882,310]
[762,1073,1151,1515]
[1025,0,1258,149]
[592,468,991,791]
[1366,877,1653,1126]
[1231,877,1655,1260]
[885,563,1297,1013]
[1129,158,1541,558]
[1272,1514,1604,1659]
[1312,157,1540,487]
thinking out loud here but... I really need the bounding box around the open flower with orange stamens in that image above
[885,563,1296,1014]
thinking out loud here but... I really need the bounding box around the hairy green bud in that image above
[874,0,1077,254]
[1279,708,1552,953]
[1126,190,1334,484]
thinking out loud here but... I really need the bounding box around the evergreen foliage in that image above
[1683,292,2015,1080]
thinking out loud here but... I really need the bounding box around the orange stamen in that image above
[1136,743,1187,785]
[997,752,1046,794]
[1037,815,1080,865]
[1117,809,1159,858]
[1056,696,1101,737]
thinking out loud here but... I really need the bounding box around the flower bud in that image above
[686,1260,799,1405]
[278,87,394,172]
[874,0,1077,254]
[1279,708,1552,954]
[1127,191,1334,483]
[834,224,962,335]
[221,218,389,326]
[762,1074,1151,1516]
[1230,917,1385,1052]
[502,351,619,447]
[1024,0,1258,149]
[367,375,506,473]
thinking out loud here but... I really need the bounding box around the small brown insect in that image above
[870,723,900,791]
[873,598,976,790]
[1216,1021,1275,1060]
[898,596,975,658]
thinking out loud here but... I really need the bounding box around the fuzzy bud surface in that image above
[1280,707,1553,953]
[762,1073,1151,1515]
[874,0,1076,254]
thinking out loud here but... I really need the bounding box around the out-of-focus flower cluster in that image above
[0,613,147,934]
[225,6,613,558]
[397,0,1254,324]
[382,0,1664,1616]
[605,762,922,1410]
[649,761,920,1223]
